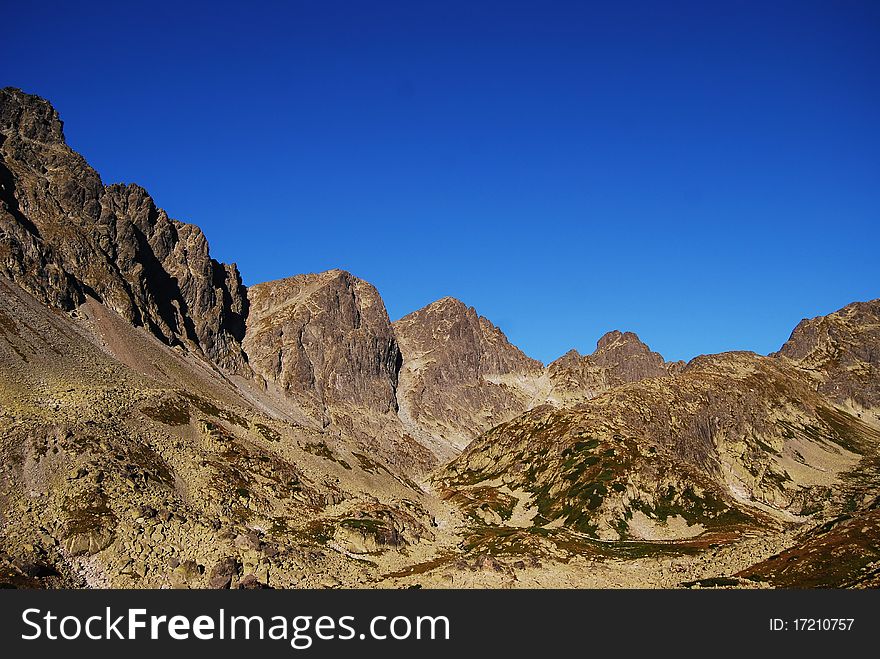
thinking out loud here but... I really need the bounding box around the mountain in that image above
[243,269,433,471]
[438,350,877,535]
[245,270,401,422]
[434,315,880,585]
[0,88,249,373]
[545,330,684,406]
[393,296,543,458]
[393,303,683,460]
[775,300,880,417]
[1,88,878,589]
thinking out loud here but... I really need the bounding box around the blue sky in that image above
[4,1,878,363]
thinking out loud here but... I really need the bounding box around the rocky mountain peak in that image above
[393,296,543,457]
[596,329,641,350]
[395,296,540,374]
[545,329,680,406]
[591,329,669,379]
[775,299,880,411]
[0,87,66,144]
[427,295,468,310]
[242,269,402,425]
[0,89,249,372]
[549,348,583,369]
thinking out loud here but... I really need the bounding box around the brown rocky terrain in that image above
[438,352,878,534]
[1,87,878,589]
[0,272,454,588]
[432,323,880,587]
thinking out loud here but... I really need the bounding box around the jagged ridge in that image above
[0,87,249,372]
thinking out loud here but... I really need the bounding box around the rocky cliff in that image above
[0,88,249,372]
[242,269,436,472]
[243,269,401,424]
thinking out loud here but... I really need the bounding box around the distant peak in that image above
[431,296,467,308]
[254,268,357,289]
[320,268,357,283]
[324,267,351,277]
[596,330,644,351]
[403,296,470,319]
[548,349,583,369]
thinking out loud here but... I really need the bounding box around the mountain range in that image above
[1,87,878,589]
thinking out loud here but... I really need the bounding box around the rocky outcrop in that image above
[775,299,880,413]
[331,506,435,555]
[546,330,683,405]
[0,87,248,372]
[591,330,684,382]
[393,296,544,456]
[243,269,402,425]
[394,305,685,457]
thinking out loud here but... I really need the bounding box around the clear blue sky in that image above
[4,1,878,364]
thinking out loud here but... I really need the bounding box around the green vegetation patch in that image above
[526,434,637,536]
[302,520,334,545]
[339,518,385,534]
[444,487,517,524]
[630,484,753,529]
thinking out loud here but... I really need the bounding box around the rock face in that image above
[775,299,880,414]
[591,330,684,382]
[242,270,401,425]
[546,331,683,405]
[0,87,249,372]
[393,297,544,457]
